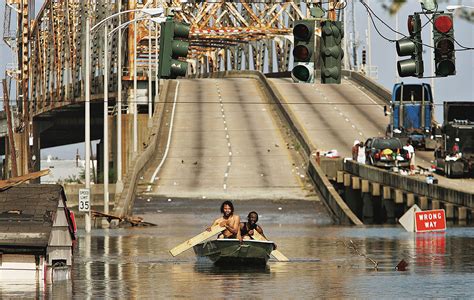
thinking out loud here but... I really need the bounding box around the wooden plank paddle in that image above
[169,225,225,257]
[252,231,289,262]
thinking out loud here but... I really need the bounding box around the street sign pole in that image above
[79,188,91,213]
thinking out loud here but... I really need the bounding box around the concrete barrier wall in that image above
[344,160,474,208]
[113,81,171,218]
[192,70,363,225]
[63,184,116,207]
[308,159,363,225]
[342,70,391,104]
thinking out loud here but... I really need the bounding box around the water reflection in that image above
[194,262,271,275]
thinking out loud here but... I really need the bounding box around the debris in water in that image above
[396,259,408,271]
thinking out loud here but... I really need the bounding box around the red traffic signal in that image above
[407,15,414,35]
[432,13,455,77]
[434,15,453,33]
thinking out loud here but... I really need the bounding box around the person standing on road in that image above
[357,141,366,164]
[352,140,360,161]
[403,139,415,171]
[452,138,460,154]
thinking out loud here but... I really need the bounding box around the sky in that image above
[0,0,473,159]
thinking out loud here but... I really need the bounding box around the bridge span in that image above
[142,77,312,200]
[113,71,472,225]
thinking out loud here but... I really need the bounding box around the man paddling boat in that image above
[240,211,266,240]
[206,201,242,241]
[240,211,277,249]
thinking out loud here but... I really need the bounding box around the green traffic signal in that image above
[320,20,344,84]
[291,19,316,83]
[433,13,455,77]
[158,18,190,79]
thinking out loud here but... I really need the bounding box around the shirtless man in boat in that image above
[207,200,242,241]
[240,211,267,240]
[240,211,277,249]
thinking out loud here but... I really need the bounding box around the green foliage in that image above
[382,0,474,23]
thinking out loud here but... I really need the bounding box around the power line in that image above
[359,0,474,52]
[0,100,452,106]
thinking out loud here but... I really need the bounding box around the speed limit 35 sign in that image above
[79,188,90,212]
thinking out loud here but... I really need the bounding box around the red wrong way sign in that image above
[415,209,446,232]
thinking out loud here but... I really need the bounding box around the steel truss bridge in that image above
[2,0,344,175]
[6,0,344,115]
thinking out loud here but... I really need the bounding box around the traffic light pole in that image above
[133,17,138,155]
[85,17,92,233]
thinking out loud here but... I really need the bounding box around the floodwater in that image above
[1,198,473,298]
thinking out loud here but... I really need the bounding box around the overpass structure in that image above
[1,0,333,178]
[1,1,472,225]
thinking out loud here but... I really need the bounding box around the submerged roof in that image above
[0,184,66,249]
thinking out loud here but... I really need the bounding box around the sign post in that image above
[79,188,91,213]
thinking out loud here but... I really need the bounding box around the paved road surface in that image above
[271,77,474,194]
[270,78,388,157]
[141,78,315,201]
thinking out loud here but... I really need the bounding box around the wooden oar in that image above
[169,225,225,257]
[252,231,289,262]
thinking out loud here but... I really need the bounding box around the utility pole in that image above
[430,21,435,98]
[85,16,92,233]
[343,3,350,70]
[351,0,358,70]
[395,12,400,83]
[367,0,372,78]
[2,79,18,178]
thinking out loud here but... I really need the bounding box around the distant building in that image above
[40,159,97,184]
[0,184,76,283]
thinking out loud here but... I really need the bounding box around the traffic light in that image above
[396,14,423,77]
[291,19,316,83]
[320,20,344,84]
[432,13,455,77]
[158,18,190,79]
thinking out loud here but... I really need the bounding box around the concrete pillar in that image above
[371,183,380,196]
[407,193,415,207]
[344,185,362,219]
[362,180,369,193]
[337,171,344,183]
[431,200,441,209]
[352,176,361,190]
[394,189,404,204]
[458,207,467,221]
[445,203,454,220]
[419,196,428,210]
[362,193,374,222]
[385,199,396,223]
[343,173,351,187]
[383,186,391,200]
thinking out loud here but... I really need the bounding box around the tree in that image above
[382,0,474,23]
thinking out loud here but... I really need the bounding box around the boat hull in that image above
[193,239,274,265]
